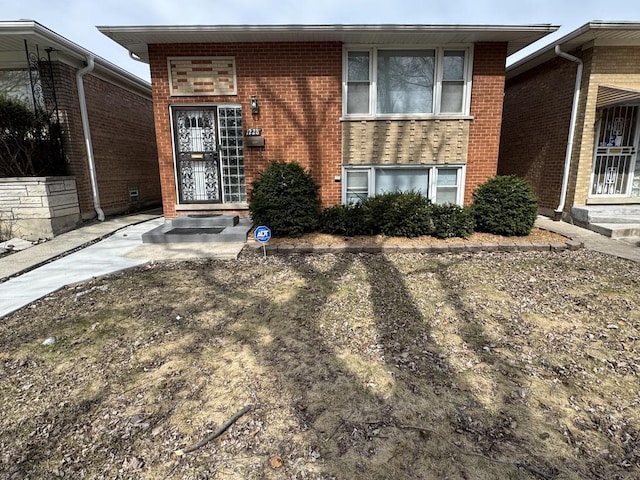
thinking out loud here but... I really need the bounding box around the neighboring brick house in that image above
[99,24,557,219]
[500,21,640,228]
[0,21,161,238]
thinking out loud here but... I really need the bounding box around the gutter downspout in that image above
[554,45,583,220]
[76,55,105,221]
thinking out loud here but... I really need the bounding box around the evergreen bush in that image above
[472,175,538,236]
[318,203,371,236]
[248,160,320,237]
[364,191,433,238]
[430,203,475,239]
[0,95,66,177]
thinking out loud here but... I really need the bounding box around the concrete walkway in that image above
[0,213,638,320]
[535,216,640,263]
[0,213,246,319]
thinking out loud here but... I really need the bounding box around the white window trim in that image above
[342,164,466,205]
[342,45,473,120]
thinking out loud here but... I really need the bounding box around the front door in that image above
[591,105,640,198]
[173,107,222,203]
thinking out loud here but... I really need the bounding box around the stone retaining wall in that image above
[0,177,81,240]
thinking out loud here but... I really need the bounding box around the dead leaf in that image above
[270,455,283,469]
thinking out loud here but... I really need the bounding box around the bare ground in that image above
[1,244,639,479]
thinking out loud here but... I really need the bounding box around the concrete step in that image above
[617,236,640,247]
[142,218,252,244]
[588,223,640,239]
[171,214,239,228]
[572,205,640,224]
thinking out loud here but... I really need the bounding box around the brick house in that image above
[99,24,556,219]
[500,21,640,232]
[0,21,161,238]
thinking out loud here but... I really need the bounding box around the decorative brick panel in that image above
[343,119,469,165]
[169,57,237,96]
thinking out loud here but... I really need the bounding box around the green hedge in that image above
[248,161,320,237]
[430,203,475,239]
[318,203,372,236]
[472,175,538,236]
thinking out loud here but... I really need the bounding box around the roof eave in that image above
[0,20,151,95]
[98,23,559,64]
[507,21,640,79]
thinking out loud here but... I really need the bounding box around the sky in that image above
[4,0,640,82]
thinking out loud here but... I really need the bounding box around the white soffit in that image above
[0,20,151,95]
[97,24,559,63]
[597,85,640,108]
[508,21,640,79]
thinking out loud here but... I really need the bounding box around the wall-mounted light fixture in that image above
[250,96,259,114]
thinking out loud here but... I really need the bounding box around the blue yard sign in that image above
[254,225,271,257]
[254,225,271,243]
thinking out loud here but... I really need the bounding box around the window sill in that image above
[341,114,474,122]
[586,197,640,205]
[175,203,249,211]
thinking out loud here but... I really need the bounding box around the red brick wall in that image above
[53,62,161,220]
[51,62,92,215]
[465,42,509,205]
[498,56,577,213]
[149,42,343,218]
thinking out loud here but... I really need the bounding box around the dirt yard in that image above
[1,246,639,479]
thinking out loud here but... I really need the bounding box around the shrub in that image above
[472,175,538,236]
[248,160,320,237]
[364,191,433,238]
[430,203,475,239]
[319,203,371,236]
[0,95,66,177]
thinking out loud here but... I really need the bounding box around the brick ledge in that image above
[245,239,584,255]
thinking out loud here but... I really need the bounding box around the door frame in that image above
[171,105,222,204]
[589,104,640,198]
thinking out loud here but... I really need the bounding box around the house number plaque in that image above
[245,128,265,147]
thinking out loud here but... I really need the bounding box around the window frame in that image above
[0,68,34,107]
[342,45,473,119]
[342,165,466,205]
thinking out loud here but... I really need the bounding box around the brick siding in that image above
[149,42,343,218]
[501,45,640,214]
[343,119,469,165]
[498,55,577,213]
[150,41,507,215]
[52,62,161,220]
[571,46,640,206]
[465,42,509,205]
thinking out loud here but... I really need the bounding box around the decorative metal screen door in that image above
[173,108,222,203]
[591,105,640,197]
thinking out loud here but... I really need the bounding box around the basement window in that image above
[343,165,465,205]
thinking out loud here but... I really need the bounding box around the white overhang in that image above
[0,20,151,96]
[597,84,640,108]
[97,23,559,64]
[508,21,640,79]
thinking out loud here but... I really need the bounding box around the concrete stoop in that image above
[142,215,252,244]
[588,223,640,239]
[571,205,640,238]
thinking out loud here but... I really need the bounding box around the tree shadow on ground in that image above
[2,251,637,479]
